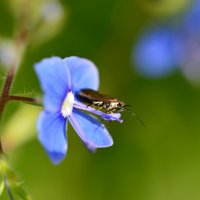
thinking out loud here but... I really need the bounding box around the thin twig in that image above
[0,139,3,155]
[0,66,16,119]
[8,95,42,105]
[1,67,16,98]
[4,175,14,200]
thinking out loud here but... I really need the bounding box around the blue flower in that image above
[35,56,122,164]
[133,0,200,81]
[181,0,200,35]
[133,27,180,78]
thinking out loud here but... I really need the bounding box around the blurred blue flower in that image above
[181,0,200,35]
[133,0,200,82]
[35,56,122,164]
[178,0,200,83]
[133,27,180,78]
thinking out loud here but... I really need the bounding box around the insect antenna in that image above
[122,105,145,127]
[100,118,112,129]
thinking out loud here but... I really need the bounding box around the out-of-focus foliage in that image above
[2,105,41,153]
[138,0,191,17]
[8,0,66,46]
[0,156,31,199]
[1,0,200,200]
[0,38,16,68]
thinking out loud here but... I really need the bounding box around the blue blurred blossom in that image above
[181,0,200,35]
[133,27,180,78]
[133,0,200,82]
[178,0,200,83]
[35,56,122,164]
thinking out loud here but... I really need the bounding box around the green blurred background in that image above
[1,0,200,199]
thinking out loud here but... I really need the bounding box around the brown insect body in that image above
[78,89,145,126]
[78,89,125,113]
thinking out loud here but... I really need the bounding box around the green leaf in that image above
[0,156,31,199]
[0,175,5,196]
[10,182,32,200]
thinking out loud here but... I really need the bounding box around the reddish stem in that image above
[0,65,16,115]
[0,30,28,155]
[0,140,3,155]
[8,95,41,105]
[0,68,16,154]
[2,68,16,98]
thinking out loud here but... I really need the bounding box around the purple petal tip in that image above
[47,151,66,164]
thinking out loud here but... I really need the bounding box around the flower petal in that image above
[63,56,99,93]
[84,142,96,153]
[35,57,71,112]
[74,101,123,123]
[69,109,113,148]
[37,111,67,164]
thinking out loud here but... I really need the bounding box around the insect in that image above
[78,89,126,113]
[78,88,145,126]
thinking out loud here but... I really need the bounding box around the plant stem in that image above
[0,140,3,155]
[0,30,27,155]
[0,67,16,117]
[4,175,14,200]
[8,95,42,105]
[2,67,16,98]
[0,66,17,155]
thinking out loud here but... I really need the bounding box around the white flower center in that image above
[61,91,74,118]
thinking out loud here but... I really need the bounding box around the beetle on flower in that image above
[35,56,122,164]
